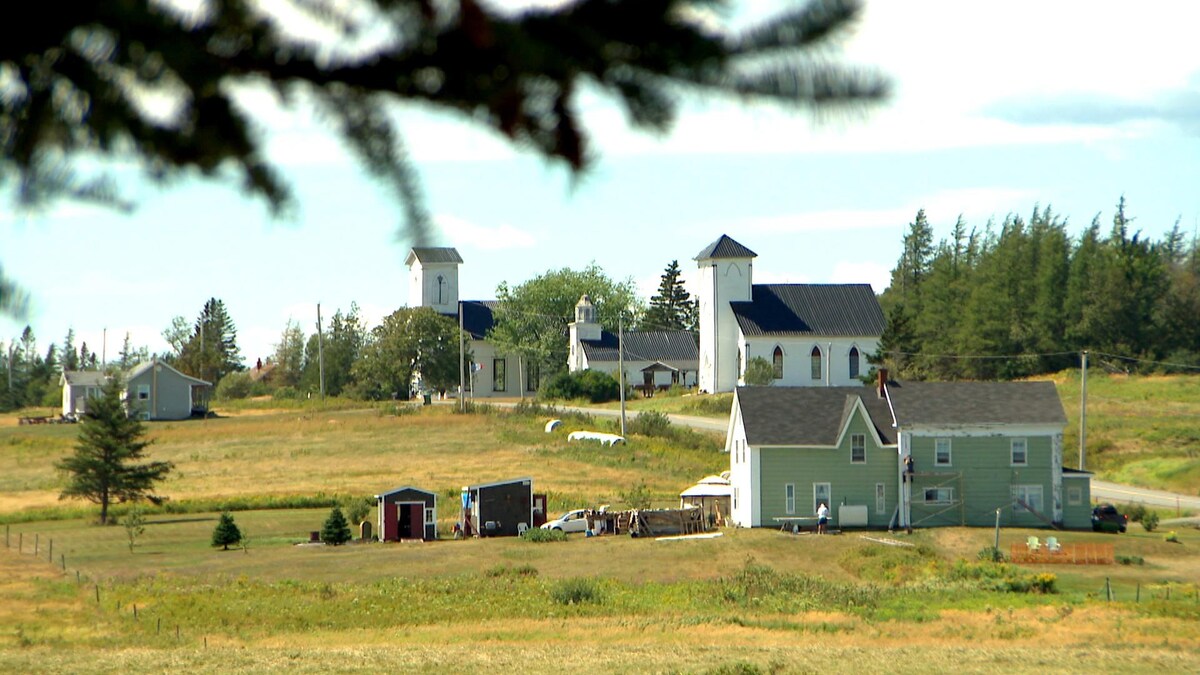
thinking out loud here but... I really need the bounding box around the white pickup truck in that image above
[540,509,590,534]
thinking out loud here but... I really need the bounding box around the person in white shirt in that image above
[816,502,829,534]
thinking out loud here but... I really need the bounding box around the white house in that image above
[405,247,528,397]
[567,294,698,391]
[695,234,885,393]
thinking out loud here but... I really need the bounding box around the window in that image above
[733,487,739,510]
[1011,485,1044,514]
[812,482,831,515]
[424,508,435,525]
[492,358,506,392]
[772,346,784,379]
[137,385,150,401]
[923,487,954,504]
[810,346,822,381]
[875,483,886,515]
[1067,486,1082,506]
[1011,438,1028,466]
[935,438,952,466]
[849,346,860,379]
[851,434,866,463]
[525,361,539,392]
[785,484,795,514]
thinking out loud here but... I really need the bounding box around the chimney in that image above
[877,368,889,398]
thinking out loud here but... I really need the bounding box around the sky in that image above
[4,0,1200,367]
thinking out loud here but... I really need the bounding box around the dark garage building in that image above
[461,477,536,537]
[375,486,438,541]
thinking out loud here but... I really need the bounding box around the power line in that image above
[883,349,1077,361]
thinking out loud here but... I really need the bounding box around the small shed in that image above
[375,486,437,541]
[1061,467,1094,530]
[679,474,732,527]
[461,477,534,537]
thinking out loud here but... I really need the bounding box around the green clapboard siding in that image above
[908,434,1057,527]
[758,410,898,528]
[1062,476,1092,530]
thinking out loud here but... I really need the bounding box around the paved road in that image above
[1092,479,1200,512]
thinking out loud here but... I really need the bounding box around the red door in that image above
[409,503,425,540]
[382,502,398,541]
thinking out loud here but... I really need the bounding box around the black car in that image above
[1091,504,1127,533]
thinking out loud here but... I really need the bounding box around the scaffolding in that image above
[908,470,965,527]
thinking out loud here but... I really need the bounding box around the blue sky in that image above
[5,0,1200,366]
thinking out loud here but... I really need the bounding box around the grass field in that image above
[2,376,1199,672]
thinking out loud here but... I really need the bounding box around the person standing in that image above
[817,502,829,535]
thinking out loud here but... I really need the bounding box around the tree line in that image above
[877,198,1200,380]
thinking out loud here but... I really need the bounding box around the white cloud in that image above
[436,214,537,250]
[830,261,891,294]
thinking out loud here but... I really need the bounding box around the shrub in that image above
[521,527,566,543]
[977,546,1006,563]
[1141,511,1160,532]
[743,357,774,386]
[344,496,374,526]
[541,370,620,403]
[1164,531,1180,543]
[215,372,253,400]
[1127,503,1148,524]
[1116,554,1145,565]
[273,386,300,400]
[627,410,672,438]
[551,577,603,605]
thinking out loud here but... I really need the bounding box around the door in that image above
[410,503,425,540]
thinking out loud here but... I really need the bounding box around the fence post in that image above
[1136,583,1140,603]
[157,618,161,635]
[48,539,52,563]
[18,532,22,553]
[1105,577,1112,602]
[60,554,65,571]
[4,524,8,548]
[133,604,138,620]
[1167,586,1172,601]
[34,533,38,556]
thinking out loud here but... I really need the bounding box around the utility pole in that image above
[618,315,626,437]
[458,301,465,412]
[1080,350,1088,470]
[316,304,326,402]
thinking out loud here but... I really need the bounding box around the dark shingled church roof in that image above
[694,234,758,260]
[581,330,698,363]
[731,284,885,337]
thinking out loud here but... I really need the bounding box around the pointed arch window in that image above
[848,346,860,379]
[810,346,822,381]
[772,346,784,379]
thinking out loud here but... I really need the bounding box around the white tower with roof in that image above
[695,235,756,393]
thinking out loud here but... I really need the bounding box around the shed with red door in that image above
[375,486,438,541]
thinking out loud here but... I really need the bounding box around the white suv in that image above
[541,509,589,533]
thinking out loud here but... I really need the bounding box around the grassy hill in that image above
[1,383,1199,672]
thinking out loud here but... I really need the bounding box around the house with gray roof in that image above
[61,358,210,421]
[568,294,698,391]
[726,372,1092,531]
[695,234,885,393]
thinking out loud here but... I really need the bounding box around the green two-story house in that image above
[726,374,1092,530]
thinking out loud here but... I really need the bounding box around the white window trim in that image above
[1011,484,1044,514]
[1066,486,1082,506]
[812,482,831,515]
[784,483,795,515]
[923,487,954,505]
[934,438,952,467]
[137,384,150,401]
[1010,438,1028,466]
[424,507,435,525]
[850,433,866,464]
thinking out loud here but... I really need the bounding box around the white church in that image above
[406,234,884,397]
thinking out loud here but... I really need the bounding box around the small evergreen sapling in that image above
[321,506,352,546]
[211,512,242,550]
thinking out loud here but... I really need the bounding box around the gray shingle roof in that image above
[694,235,757,260]
[406,247,463,265]
[735,386,896,446]
[731,284,885,337]
[581,330,699,364]
[885,381,1067,427]
[735,380,1067,448]
[62,371,107,386]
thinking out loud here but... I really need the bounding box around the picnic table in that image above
[773,516,818,533]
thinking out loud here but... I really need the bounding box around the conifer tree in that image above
[321,506,352,546]
[61,328,79,372]
[211,512,242,550]
[643,260,697,332]
[56,375,172,524]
